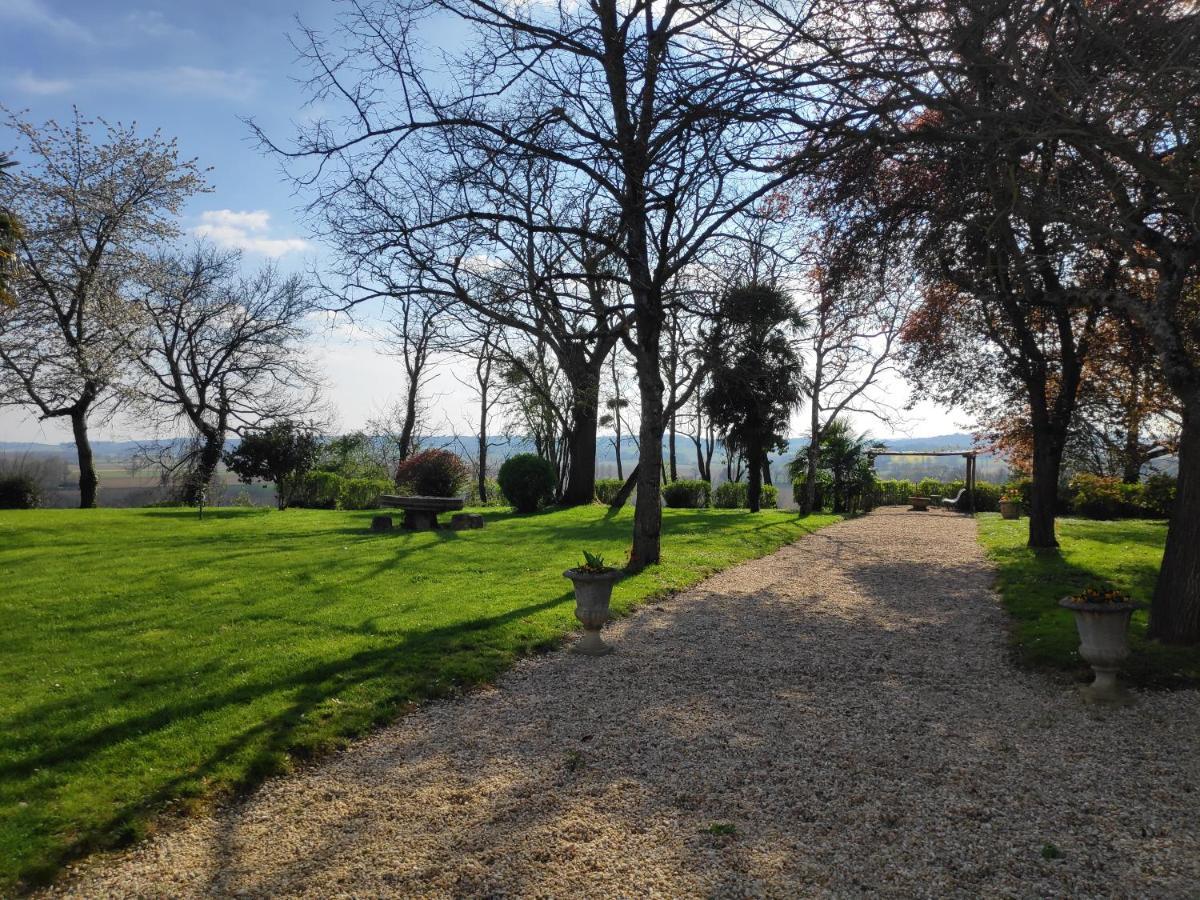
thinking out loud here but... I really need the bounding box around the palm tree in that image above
[0,152,20,307]
[789,418,881,513]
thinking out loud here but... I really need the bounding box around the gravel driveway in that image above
[48,509,1200,898]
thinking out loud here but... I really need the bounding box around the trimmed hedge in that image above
[873,474,1177,519]
[498,453,556,513]
[594,478,627,505]
[713,481,778,509]
[295,471,393,510]
[662,479,711,508]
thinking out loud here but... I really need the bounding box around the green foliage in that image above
[661,479,711,508]
[703,283,806,509]
[579,550,609,571]
[293,472,392,510]
[393,449,469,497]
[295,470,343,509]
[0,505,841,890]
[594,478,626,505]
[1141,473,1177,518]
[497,453,557,512]
[713,481,743,508]
[1067,472,1176,520]
[789,419,879,513]
[713,481,778,509]
[463,477,504,507]
[977,515,1198,688]
[317,432,389,480]
[338,477,393,510]
[0,475,40,509]
[223,421,322,510]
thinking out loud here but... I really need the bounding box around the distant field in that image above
[0,504,838,891]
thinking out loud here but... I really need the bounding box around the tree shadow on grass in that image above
[4,589,577,890]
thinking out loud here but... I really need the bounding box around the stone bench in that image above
[379,495,466,530]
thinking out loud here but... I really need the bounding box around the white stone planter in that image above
[563,567,622,655]
[1058,597,1140,702]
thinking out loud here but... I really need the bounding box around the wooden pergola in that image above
[866,450,980,513]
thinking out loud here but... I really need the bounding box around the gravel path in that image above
[49,509,1200,898]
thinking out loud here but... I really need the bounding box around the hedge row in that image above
[871,474,1178,519]
[293,472,394,510]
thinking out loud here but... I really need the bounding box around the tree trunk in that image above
[477,437,488,504]
[761,451,772,489]
[562,399,599,505]
[802,439,820,515]
[747,439,763,512]
[630,383,664,569]
[1148,405,1200,643]
[1121,420,1142,484]
[397,380,419,462]
[691,429,706,482]
[561,355,603,505]
[1028,430,1063,549]
[610,463,638,509]
[187,428,224,504]
[668,410,678,482]
[71,408,98,509]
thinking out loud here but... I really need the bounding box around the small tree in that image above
[0,111,208,507]
[223,421,322,510]
[131,245,319,503]
[789,419,880,514]
[702,284,806,512]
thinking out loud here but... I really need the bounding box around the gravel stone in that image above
[44,509,1200,898]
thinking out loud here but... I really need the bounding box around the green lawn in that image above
[0,504,838,891]
[977,514,1200,688]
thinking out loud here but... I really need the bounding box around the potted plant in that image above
[1058,586,1141,703]
[999,491,1022,520]
[563,551,622,655]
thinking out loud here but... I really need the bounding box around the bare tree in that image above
[258,0,816,566]
[450,323,508,503]
[0,110,208,506]
[377,293,446,464]
[796,240,911,514]
[130,245,320,501]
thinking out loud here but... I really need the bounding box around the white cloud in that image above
[7,69,73,95]
[145,66,260,102]
[193,210,312,258]
[0,0,94,43]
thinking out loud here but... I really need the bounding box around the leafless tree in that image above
[0,109,208,506]
[256,0,818,566]
[796,238,912,514]
[449,322,509,503]
[129,244,320,502]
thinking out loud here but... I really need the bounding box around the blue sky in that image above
[0,0,964,445]
[2,0,332,255]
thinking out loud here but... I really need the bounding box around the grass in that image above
[0,504,838,892]
[977,514,1200,688]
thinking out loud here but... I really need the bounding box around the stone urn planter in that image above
[563,554,622,656]
[1059,589,1141,703]
[999,498,1022,520]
